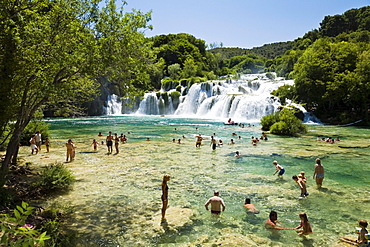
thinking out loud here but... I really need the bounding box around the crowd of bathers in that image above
[317,135,340,143]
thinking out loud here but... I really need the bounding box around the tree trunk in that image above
[0,127,23,187]
[0,105,34,188]
[11,144,20,164]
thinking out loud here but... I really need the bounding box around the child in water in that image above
[92,139,98,151]
[340,220,369,245]
[293,212,313,236]
[273,161,285,177]
[45,137,50,152]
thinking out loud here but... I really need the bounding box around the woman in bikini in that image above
[161,174,171,220]
[293,212,313,236]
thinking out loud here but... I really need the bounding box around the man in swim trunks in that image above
[204,191,226,215]
[195,134,203,148]
[210,136,217,150]
[313,158,324,188]
[106,131,113,153]
[273,160,285,177]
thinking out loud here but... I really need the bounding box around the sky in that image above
[121,0,370,49]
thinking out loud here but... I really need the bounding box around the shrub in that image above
[0,201,50,246]
[270,121,289,135]
[35,163,75,193]
[260,113,279,131]
[261,108,307,136]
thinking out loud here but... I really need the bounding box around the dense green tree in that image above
[275,50,303,78]
[209,41,293,60]
[168,63,181,80]
[181,57,198,78]
[320,14,347,37]
[293,38,370,122]
[0,0,153,186]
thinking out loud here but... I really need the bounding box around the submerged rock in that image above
[152,206,195,234]
[183,233,273,246]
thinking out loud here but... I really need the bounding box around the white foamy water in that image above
[135,74,297,123]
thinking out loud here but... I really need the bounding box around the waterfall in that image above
[137,93,160,115]
[104,94,122,115]
[174,79,285,121]
[135,74,297,122]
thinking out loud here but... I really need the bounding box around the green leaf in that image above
[14,209,21,219]
[16,205,25,215]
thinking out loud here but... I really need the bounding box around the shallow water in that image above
[20,116,370,246]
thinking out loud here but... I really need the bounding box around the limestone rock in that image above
[152,206,195,234]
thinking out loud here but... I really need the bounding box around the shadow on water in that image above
[300,237,315,247]
[243,214,264,225]
[155,219,201,245]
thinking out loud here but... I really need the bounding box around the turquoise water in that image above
[30,116,370,246]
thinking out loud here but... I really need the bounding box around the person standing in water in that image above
[273,160,285,177]
[66,139,75,162]
[161,174,171,220]
[313,158,324,188]
[114,133,119,154]
[92,139,98,152]
[106,131,113,154]
[210,136,217,150]
[204,191,226,215]
[195,134,203,148]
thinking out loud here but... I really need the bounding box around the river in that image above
[18,115,370,246]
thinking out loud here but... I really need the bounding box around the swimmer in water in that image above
[265,211,290,230]
[243,198,259,214]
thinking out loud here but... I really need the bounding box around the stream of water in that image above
[21,115,370,246]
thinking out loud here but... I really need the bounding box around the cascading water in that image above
[104,94,122,115]
[135,74,296,122]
